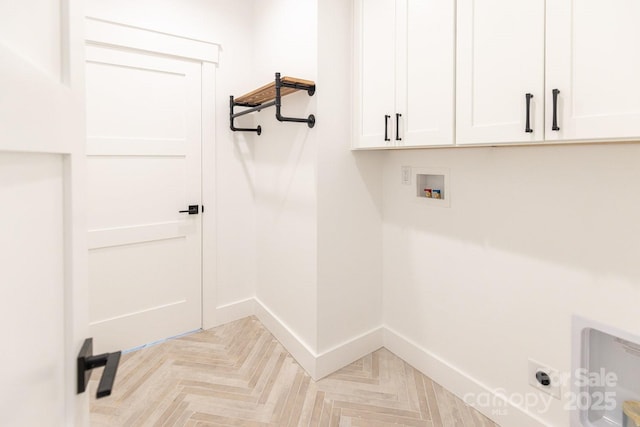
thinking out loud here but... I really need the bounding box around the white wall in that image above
[316,0,384,354]
[249,0,385,362]
[84,0,258,317]
[382,143,640,426]
[248,0,384,365]
[251,0,319,351]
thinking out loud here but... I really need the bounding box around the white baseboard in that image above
[254,297,318,378]
[315,326,384,380]
[210,298,550,427]
[383,327,549,427]
[212,298,255,328]
[253,298,384,381]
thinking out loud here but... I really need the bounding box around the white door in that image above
[85,45,203,354]
[353,0,397,149]
[0,0,88,426]
[456,0,545,145]
[546,0,640,142]
[396,0,455,147]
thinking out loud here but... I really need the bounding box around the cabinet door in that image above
[353,0,396,149]
[456,0,545,145]
[395,0,455,147]
[546,0,640,141]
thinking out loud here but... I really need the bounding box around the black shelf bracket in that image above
[77,337,121,399]
[230,72,316,136]
[230,95,263,135]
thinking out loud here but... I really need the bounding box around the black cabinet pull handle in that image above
[395,113,402,141]
[552,89,560,131]
[179,205,199,215]
[77,338,121,399]
[384,115,391,141]
[525,93,534,133]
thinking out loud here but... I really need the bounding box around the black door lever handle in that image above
[179,205,199,215]
[77,338,121,398]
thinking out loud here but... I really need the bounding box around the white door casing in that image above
[0,0,88,425]
[456,0,545,145]
[84,19,219,354]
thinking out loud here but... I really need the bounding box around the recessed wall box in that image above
[413,167,450,208]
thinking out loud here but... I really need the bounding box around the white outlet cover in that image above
[401,166,411,185]
[528,358,561,399]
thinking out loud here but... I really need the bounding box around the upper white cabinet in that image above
[457,0,640,145]
[353,0,455,149]
[353,0,396,149]
[456,0,545,145]
[354,0,640,149]
[546,0,640,142]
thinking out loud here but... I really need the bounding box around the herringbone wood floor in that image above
[90,317,499,426]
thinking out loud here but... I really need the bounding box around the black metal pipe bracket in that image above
[77,337,121,399]
[230,72,316,135]
[230,96,262,135]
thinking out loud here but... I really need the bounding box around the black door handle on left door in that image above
[77,338,121,398]
[179,205,199,215]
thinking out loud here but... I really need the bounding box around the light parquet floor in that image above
[90,316,499,427]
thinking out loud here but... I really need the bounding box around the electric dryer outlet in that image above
[528,358,562,399]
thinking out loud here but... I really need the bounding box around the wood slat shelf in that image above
[230,73,316,135]
[235,77,315,106]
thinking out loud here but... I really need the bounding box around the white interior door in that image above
[456,0,545,145]
[0,0,87,425]
[85,45,203,354]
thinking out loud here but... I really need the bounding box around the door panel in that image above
[87,157,189,229]
[0,0,61,80]
[89,236,198,351]
[457,0,545,144]
[546,0,640,141]
[0,153,66,426]
[85,58,187,139]
[85,45,202,354]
